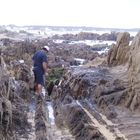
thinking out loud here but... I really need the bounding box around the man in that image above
[32,45,49,98]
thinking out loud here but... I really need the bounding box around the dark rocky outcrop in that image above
[48,43,99,68]
[97,32,117,41]
[51,32,118,41]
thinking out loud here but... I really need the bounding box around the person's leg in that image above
[36,74,46,100]
[36,84,43,94]
[34,71,44,94]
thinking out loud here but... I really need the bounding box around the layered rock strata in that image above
[51,67,127,140]
[127,32,140,111]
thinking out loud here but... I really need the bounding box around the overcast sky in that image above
[0,0,139,28]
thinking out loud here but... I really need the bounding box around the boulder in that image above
[97,32,117,41]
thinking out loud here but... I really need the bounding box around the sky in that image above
[0,0,140,28]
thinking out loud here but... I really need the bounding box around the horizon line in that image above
[1,24,140,31]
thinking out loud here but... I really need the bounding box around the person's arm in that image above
[42,62,48,73]
[42,53,48,74]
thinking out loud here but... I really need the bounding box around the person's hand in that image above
[45,72,49,77]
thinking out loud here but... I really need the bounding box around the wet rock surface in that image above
[51,67,124,139]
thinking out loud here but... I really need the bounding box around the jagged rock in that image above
[48,43,99,68]
[107,32,130,66]
[62,103,105,140]
[127,32,140,111]
[0,53,34,139]
[10,61,34,91]
[51,67,128,139]
[0,75,30,139]
[0,38,20,47]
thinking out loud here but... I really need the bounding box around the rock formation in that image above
[127,32,140,111]
[38,31,140,139]
[51,67,128,139]
[1,28,140,140]
[51,32,118,41]
[0,66,31,139]
[107,32,130,66]
[106,31,140,112]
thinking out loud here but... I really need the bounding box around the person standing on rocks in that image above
[32,45,49,98]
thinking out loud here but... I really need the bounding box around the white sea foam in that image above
[53,39,64,43]
[19,59,24,64]
[69,40,115,46]
[74,58,85,65]
[97,47,109,55]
